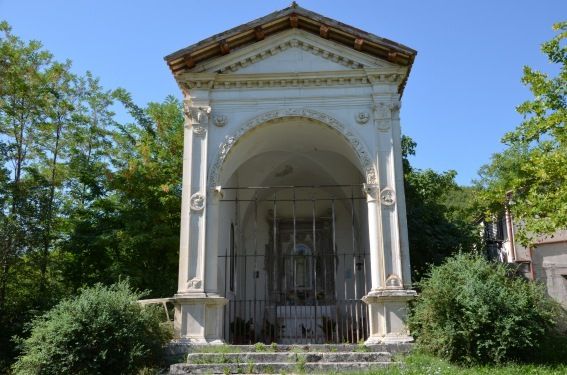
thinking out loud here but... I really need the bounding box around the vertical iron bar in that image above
[349,189,356,342]
[292,189,297,342]
[332,198,339,343]
[353,254,360,342]
[253,197,258,342]
[343,251,347,342]
[272,192,278,342]
[224,219,229,342]
[312,194,317,342]
[363,252,368,339]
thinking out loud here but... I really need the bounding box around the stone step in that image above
[168,342,411,355]
[186,351,392,364]
[170,361,394,374]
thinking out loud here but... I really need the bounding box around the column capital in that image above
[183,102,212,136]
[371,100,400,118]
[363,183,380,202]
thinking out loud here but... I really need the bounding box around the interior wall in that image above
[216,119,371,307]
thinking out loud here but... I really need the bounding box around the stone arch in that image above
[208,108,377,187]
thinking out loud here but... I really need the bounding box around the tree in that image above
[478,22,567,244]
[0,22,183,371]
[61,93,183,298]
[402,136,479,279]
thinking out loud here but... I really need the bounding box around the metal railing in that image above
[218,184,370,344]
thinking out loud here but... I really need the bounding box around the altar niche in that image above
[218,185,370,344]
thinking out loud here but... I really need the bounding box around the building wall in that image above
[531,235,567,309]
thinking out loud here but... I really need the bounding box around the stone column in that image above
[362,93,416,344]
[173,91,226,343]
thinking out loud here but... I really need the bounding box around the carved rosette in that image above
[380,187,396,206]
[208,108,378,187]
[189,192,205,212]
[355,112,370,124]
[214,114,227,127]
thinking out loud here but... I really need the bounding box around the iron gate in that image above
[218,185,370,344]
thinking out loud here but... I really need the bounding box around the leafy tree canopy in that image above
[402,136,479,280]
[477,22,567,245]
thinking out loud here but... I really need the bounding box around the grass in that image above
[194,344,241,354]
[348,352,567,375]
[342,335,567,375]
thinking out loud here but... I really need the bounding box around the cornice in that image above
[179,68,406,91]
[194,30,390,74]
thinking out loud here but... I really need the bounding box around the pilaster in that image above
[174,87,227,343]
[371,94,405,289]
[177,89,211,295]
[363,89,416,344]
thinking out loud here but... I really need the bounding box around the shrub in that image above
[12,281,171,374]
[409,253,559,364]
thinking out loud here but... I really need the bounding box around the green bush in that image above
[409,253,559,364]
[12,281,171,374]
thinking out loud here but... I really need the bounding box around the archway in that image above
[214,117,371,344]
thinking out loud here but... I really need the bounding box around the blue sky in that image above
[1,0,565,185]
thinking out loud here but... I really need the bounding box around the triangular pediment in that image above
[166,3,416,94]
[194,29,398,74]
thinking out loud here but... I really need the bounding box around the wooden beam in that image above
[319,25,329,39]
[254,26,265,41]
[219,40,230,55]
[354,38,364,51]
[387,52,398,62]
[290,14,298,28]
[184,55,195,69]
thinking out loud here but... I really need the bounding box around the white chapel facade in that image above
[165,3,417,345]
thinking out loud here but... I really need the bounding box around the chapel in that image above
[164,2,417,345]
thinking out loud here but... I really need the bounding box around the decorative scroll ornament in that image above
[187,106,211,125]
[190,192,205,211]
[208,108,377,187]
[355,112,370,124]
[380,187,396,206]
[187,278,202,289]
[214,114,227,127]
[183,106,211,136]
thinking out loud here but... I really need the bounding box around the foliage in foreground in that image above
[12,281,171,375]
[0,21,182,370]
[409,254,560,365]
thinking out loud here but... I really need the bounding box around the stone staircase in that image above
[167,343,411,374]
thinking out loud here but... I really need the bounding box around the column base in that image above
[173,293,228,344]
[363,289,417,345]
